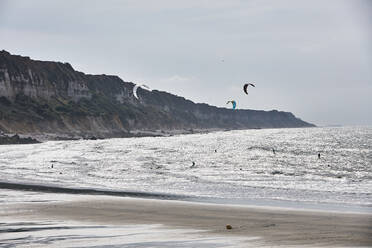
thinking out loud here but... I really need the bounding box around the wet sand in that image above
[4,195,372,247]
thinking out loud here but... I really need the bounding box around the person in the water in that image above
[318,153,321,159]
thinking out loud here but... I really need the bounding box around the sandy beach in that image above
[2,194,371,247]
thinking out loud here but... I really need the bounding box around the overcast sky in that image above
[0,0,371,126]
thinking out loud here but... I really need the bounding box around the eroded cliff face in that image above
[0,50,314,139]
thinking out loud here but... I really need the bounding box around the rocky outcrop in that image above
[0,133,40,145]
[0,50,314,139]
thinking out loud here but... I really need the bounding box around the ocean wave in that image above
[0,181,186,200]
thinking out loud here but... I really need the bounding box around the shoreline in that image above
[0,128,226,143]
[2,180,370,215]
[0,126,315,144]
[2,193,371,247]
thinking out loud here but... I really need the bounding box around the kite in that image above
[243,83,255,95]
[133,84,152,99]
[226,100,237,110]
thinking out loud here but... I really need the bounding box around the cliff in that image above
[0,50,314,139]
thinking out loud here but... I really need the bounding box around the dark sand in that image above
[5,196,372,247]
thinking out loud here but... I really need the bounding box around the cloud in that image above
[0,0,371,125]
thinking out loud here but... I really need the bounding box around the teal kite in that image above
[226,100,237,110]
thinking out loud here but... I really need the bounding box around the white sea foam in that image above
[0,126,371,210]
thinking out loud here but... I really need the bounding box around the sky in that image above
[0,0,371,126]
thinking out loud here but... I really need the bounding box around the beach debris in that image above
[133,84,152,99]
[226,224,232,230]
[243,83,255,95]
[263,223,276,228]
[226,100,237,110]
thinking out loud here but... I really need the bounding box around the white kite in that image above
[133,84,152,99]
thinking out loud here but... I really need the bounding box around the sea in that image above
[0,126,371,247]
